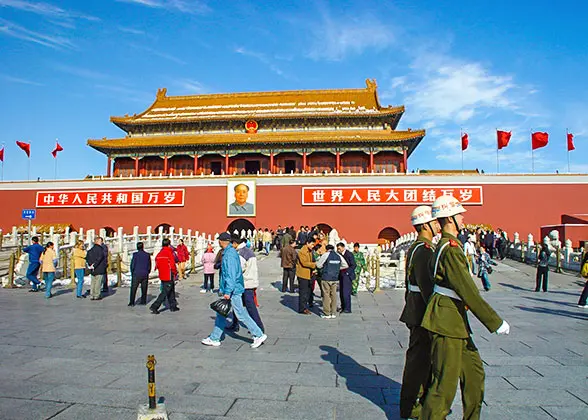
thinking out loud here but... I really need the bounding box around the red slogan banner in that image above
[36,189,185,208]
[302,186,483,206]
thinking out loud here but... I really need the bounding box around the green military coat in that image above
[399,235,435,327]
[421,232,503,339]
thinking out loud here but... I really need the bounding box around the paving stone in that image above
[194,382,290,400]
[1,255,586,419]
[0,397,71,420]
[51,403,137,420]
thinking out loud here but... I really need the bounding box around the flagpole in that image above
[567,128,570,173]
[530,129,534,174]
[461,128,464,175]
[496,129,499,174]
[54,156,57,180]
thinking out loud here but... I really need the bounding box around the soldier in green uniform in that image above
[351,242,368,295]
[421,195,510,420]
[399,206,440,419]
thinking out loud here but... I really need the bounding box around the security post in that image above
[137,354,168,420]
[147,354,156,409]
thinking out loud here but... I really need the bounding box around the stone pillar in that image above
[117,227,124,253]
[65,226,70,244]
[69,231,77,245]
[169,226,175,244]
[11,226,17,246]
[79,228,84,242]
[99,228,107,240]
[133,226,139,244]
[146,226,152,247]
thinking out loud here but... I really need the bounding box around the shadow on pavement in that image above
[515,305,588,320]
[320,345,399,420]
[498,282,530,292]
[279,294,299,313]
[522,296,578,307]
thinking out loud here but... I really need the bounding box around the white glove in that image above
[495,320,510,335]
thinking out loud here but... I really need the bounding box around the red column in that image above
[269,152,274,174]
[193,155,198,175]
[134,157,139,177]
[163,156,168,175]
[107,157,112,177]
[403,149,408,173]
[369,151,374,173]
[302,152,307,173]
[225,153,229,174]
[336,151,341,173]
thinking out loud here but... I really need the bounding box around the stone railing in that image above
[506,232,585,272]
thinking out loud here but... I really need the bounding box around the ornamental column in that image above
[269,151,274,174]
[107,156,112,177]
[163,156,169,176]
[193,154,199,175]
[369,150,374,173]
[134,157,139,177]
[336,151,341,173]
[225,153,230,175]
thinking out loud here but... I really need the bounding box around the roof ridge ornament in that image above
[365,78,377,91]
[156,88,168,100]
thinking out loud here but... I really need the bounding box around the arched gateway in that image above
[378,226,400,245]
[227,219,255,235]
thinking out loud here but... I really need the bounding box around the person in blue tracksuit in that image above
[23,237,44,292]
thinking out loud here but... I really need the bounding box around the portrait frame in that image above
[227,179,256,217]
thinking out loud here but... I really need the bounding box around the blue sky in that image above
[1,0,587,180]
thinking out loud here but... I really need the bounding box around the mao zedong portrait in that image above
[228,183,255,215]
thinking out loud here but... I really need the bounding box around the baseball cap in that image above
[218,232,231,241]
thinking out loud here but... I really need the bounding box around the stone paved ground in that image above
[0,253,587,420]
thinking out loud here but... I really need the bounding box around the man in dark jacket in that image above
[337,242,356,313]
[86,237,107,300]
[129,242,151,306]
[101,241,110,293]
[280,239,298,292]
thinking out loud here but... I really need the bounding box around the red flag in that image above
[16,141,30,157]
[461,133,469,151]
[567,133,575,151]
[51,142,64,158]
[531,132,549,150]
[0,147,4,162]
[497,131,511,150]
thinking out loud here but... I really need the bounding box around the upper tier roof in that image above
[111,79,403,130]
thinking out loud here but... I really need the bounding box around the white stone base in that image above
[137,403,169,420]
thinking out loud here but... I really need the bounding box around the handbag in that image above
[210,298,232,317]
[581,262,588,278]
[487,266,493,274]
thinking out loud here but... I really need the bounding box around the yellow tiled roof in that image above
[88,129,425,151]
[111,79,403,125]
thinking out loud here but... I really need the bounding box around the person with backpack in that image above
[535,241,551,292]
[477,245,497,291]
[316,244,348,319]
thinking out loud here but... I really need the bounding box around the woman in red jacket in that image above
[176,239,190,280]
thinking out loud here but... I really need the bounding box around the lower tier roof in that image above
[88,129,425,156]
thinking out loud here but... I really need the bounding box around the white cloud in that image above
[172,78,208,94]
[129,44,186,65]
[0,73,44,86]
[305,8,395,61]
[118,26,145,36]
[234,47,286,78]
[0,18,75,49]
[53,64,107,79]
[117,0,211,14]
[0,0,99,21]
[398,55,517,124]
